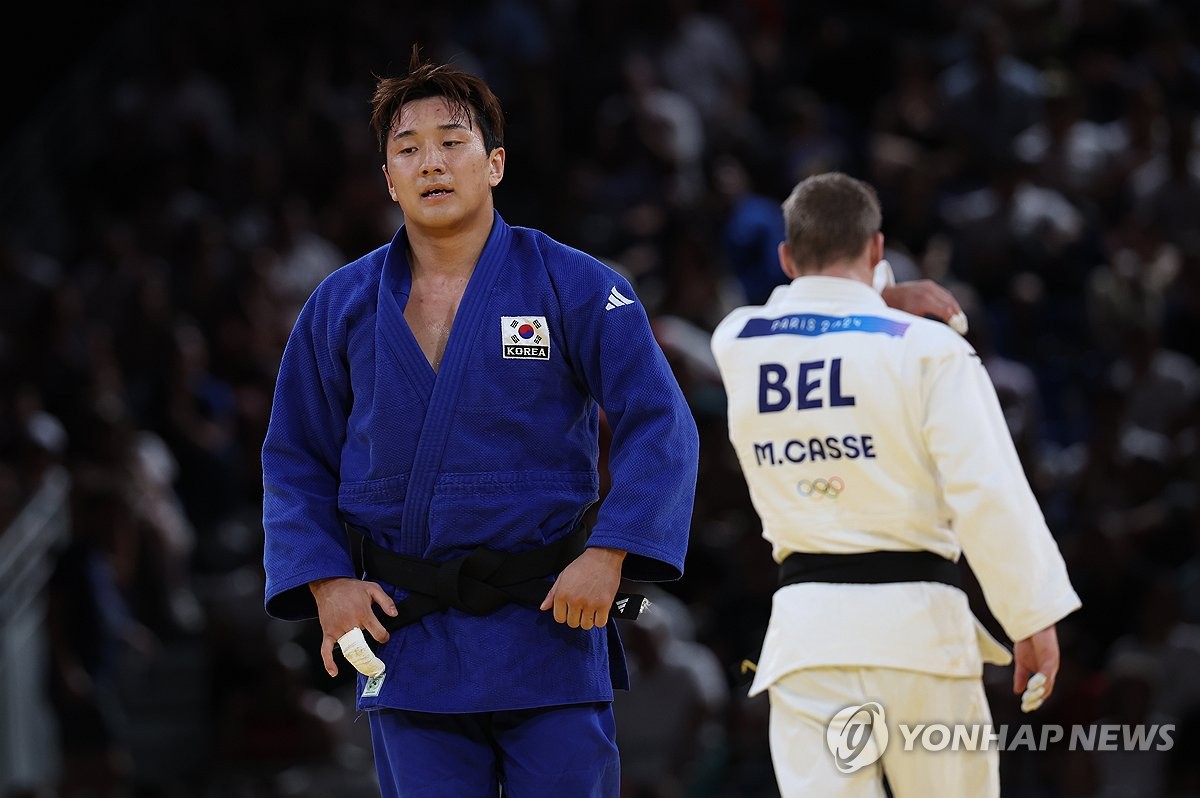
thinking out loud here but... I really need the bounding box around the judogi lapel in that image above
[378,216,513,554]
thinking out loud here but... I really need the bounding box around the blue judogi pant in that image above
[368,702,620,797]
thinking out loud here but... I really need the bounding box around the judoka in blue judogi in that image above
[261,50,698,797]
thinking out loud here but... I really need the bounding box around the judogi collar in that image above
[770,275,890,308]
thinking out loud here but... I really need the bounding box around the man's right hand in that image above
[309,577,398,677]
[880,279,968,334]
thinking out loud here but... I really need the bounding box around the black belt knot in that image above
[427,545,537,615]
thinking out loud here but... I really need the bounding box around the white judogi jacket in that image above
[710,277,1081,696]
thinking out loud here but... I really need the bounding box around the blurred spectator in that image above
[597,50,707,209]
[163,319,242,537]
[1134,108,1200,248]
[872,36,951,156]
[940,6,1046,182]
[940,151,1088,303]
[1160,236,1200,366]
[641,0,751,131]
[1014,69,1122,203]
[774,86,852,188]
[1105,573,1200,721]
[1089,650,1174,797]
[711,152,787,306]
[1130,7,1200,112]
[612,587,729,798]
[1085,210,1179,358]
[1098,76,1168,219]
[960,285,1047,476]
[262,195,346,332]
[1105,319,1200,438]
[46,485,158,798]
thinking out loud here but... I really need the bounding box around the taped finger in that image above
[1020,672,1047,712]
[338,627,386,677]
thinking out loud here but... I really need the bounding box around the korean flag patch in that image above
[501,316,550,360]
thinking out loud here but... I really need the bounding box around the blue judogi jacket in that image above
[262,211,698,713]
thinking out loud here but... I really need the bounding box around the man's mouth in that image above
[421,188,453,198]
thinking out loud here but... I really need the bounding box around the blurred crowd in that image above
[3,0,1200,796]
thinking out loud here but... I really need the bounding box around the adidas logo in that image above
[615,597,629,612]
[605,286,634,311]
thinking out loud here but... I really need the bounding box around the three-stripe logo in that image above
[605,286,634,311]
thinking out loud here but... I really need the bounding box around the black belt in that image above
[779,550,961,588]
[346,523,645,630]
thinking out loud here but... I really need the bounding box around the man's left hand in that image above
[540,546,626,630]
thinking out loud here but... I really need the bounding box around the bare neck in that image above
[405,212,495,281]
[806,259,874,287]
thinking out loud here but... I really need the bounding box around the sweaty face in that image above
[382,96,504,234]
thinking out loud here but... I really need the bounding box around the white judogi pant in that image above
[767,667,999,798]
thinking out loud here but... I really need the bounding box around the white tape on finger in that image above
[338,627,386,677]
[1021,672,1047,713]
[949,311,969,336]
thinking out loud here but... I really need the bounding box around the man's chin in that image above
[403,203,492,233]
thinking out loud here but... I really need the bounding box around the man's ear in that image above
[869,231,885,268]
[778,242,800,280]
[488,147,506,187]
[382,163,397,201]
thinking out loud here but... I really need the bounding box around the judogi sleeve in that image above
[558,260,699,581]
[922,339,1081,642]
[261,280,355,621]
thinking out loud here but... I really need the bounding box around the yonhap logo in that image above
[827,702,889,773]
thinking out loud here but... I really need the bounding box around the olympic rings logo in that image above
[797,477,844,499]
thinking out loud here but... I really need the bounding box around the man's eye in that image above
[399,147,417,155]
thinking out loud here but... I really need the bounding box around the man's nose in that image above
[420,149,447,175]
